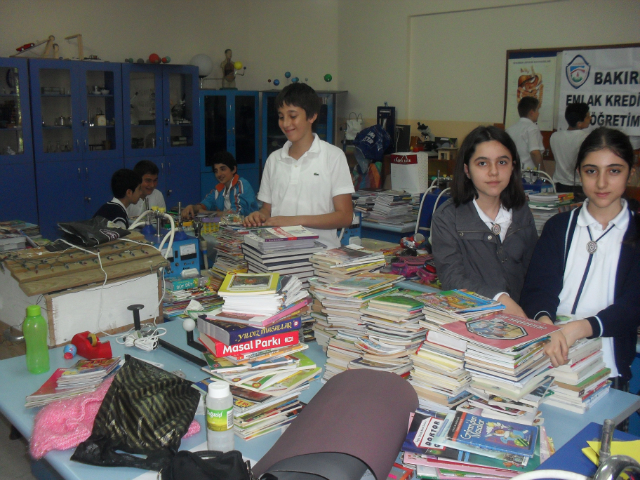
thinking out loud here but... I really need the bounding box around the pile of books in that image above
[365,191,418,229]
[25,357,121,408]
[419,290,505,331]
[162,276,223,319]
[207,226,249,289]
[193,273,321,440]
[310,244,386,284]
[402,408,546,479]
[543,337,611,413]
[409,330,471,410]
[527,191,580,235]
[242,226,324,287]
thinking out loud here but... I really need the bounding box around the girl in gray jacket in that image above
[431,126,538,317]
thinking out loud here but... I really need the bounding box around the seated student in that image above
[126,160,166,218]
[520,127,640,388]
[93,169,142,229]
[506,97,544,171]
[550,102,591,196]
[181,151,258,219]
[431,126,538,316]
[243,83,354,248]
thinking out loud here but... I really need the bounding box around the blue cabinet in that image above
[28,59,126,238]
[200,90,259,197]
[123,64,201,210]
[0,58,37,223]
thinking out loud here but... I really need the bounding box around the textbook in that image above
[197,315,302,345]
[199,330,299,357]
[444,411,538,458]
[218,272,280,295]
[244,226,319,243]
[441,313,559,353]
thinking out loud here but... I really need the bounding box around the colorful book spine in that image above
[197,315,302,345]
[199,331,299,357]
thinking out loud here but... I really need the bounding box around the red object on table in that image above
[71,331,112,360]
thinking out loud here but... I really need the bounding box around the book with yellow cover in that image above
[218,272,280,296]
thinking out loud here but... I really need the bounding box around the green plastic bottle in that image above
[23,305,50,374]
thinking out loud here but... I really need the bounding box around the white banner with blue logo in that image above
[559,47,640,135]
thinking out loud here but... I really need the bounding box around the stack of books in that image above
[162,276,223,319]
[544,337,611,413]
[310,245,386,284]
[25,357,121,408]
[365,191,417,229]
[242,226,322,287]
[0,220,42,250]
[207,226,249,289]
[402,409,545,479]
[409,330,471,410]
[527,192,580,235]
[438,313,558,410]
[419,290,505,331]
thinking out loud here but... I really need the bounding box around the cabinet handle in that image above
[81,120,87,126]
[165,118,169,126]
[84,140,87,151]
[166,136,169,146]
[76,139,80,151]
[167,189,172,196]
[77,168,81,178]
[157,136,162,147]
[85,167,88,175]
[161,163,164,170]
[85,196,91,202]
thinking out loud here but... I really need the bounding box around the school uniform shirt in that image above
[93,197,129,229]
[556,200,629,378]
[506,117,544,171]
[258,134,355,249]
[550,129,588,186]
[126,189,166,218]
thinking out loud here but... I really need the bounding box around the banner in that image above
[558,47,640,135]
[505,56,557,131]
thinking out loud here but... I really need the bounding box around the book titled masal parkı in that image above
[441,313,560,352]
[199,330,299,357]
[446,411,538,458]
[245,226,319,243]
[197,315,301,345]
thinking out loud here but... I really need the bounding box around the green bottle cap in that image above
[26,305,41,316]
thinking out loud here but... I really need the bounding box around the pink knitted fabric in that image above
[30,376,201,459]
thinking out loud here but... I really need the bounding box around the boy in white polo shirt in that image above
[550,102,590,196]
[244,83,354,248]
[506,96,544,171]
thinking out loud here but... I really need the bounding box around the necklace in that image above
[586,224,615,255]
[490,223,501,236]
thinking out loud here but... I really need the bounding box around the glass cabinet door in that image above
[234,94,257,165]
[0,58,32,164]
[29,59,81,161]
[203,94,228,168]
[263,92,286,159]
[122,64,163,157]
[80,63,123,159]
[163,67,198,154]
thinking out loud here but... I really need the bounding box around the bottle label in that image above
[206,405,233,431]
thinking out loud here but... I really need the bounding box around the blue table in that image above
[1,320,639,479]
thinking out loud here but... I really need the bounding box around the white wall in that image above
[0,0,340,92]
[0,0,638,139]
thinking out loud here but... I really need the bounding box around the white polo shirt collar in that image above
[281,133,321,162]
[577,199,629,231]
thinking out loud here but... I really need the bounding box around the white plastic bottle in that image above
[206,381,234,452]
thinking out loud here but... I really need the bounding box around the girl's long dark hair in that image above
[451,125,526,209]
[576,127,639,244]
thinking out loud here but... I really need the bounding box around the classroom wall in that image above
[337,0,640,140]
[0,0,340,93]
[0,0,638,143]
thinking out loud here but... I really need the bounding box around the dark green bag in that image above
[71,355,201,471]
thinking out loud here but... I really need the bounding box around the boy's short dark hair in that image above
[517,97,539,118]
[275,83,321,120]
[111,169,142,199]
[565,102,590,128]
[133,160,159,177]
[211,151,237,171]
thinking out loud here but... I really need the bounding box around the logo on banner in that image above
[566,55,591,89]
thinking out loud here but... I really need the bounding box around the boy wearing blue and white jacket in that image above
[182,152,258,219]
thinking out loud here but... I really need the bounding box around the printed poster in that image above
[505,56,557,131]
[558,47,640,135]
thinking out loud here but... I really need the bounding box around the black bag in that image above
[161,450,252,480]
[53,216,130,249]
[71,355,201,471]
